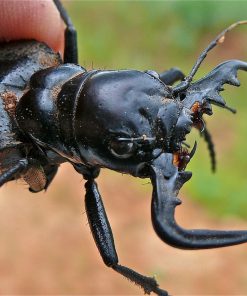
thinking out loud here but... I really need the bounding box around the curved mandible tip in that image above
[150,153,247,250]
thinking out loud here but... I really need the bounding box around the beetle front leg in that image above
[53,0,78,63]
[159,68,185,85]
[85,179,168,296]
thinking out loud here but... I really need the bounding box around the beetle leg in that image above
[0,159,28,187]
[84,179,168,296]
[159,68,185,85]
[53,0,78,63]
[150,153,247,249]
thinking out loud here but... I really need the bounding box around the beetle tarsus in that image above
[113,264,168,296]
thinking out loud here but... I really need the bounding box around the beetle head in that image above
[74,70,194,176]
[77,21,247,252]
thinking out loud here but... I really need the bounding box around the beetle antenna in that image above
[173,20,247,94]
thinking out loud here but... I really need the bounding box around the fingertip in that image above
[0,0,65,56]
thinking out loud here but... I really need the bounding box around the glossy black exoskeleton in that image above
[0,1,247,295]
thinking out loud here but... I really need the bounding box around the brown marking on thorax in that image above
[1,91,18,117]
[191,101,200,114]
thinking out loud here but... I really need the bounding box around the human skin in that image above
[0,0,65,56]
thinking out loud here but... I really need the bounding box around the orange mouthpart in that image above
[173,153,180,167]
[191,101,200,114]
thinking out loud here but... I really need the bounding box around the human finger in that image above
[0,0,65,56]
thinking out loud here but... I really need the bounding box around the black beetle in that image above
[0,1,247,295]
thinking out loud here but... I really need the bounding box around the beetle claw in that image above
[150,153,247,250]
[182,60,247,111]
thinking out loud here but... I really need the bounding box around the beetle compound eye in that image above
[109,139,135,159]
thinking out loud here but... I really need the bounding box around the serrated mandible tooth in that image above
[178,171,192,183]
[228,74,241,86]
[210,94,226,106]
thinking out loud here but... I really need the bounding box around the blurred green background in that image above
[64,0,247,219]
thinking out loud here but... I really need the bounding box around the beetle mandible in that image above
[0,1,247,295]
